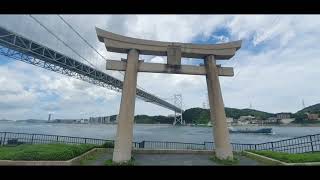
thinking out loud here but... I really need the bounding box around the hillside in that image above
[226,108,274,120]
[182,107,275,124]
[296,103,320,114]
[15,119,46,123]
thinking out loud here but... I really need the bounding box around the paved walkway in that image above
[82,152,263,166]
[134,154,216,166]
[133,153,262,166]
[81,152,112,166]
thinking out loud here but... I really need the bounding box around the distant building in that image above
[89,116,111,124]
[307,113,319,120]
[279,118,295,124]
[239,115,255,121]
[263,117,278,124]
[276,113,291,119]
[226,117,234,123]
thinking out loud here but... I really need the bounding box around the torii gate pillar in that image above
[112,49,139,162]
[205,55,233,159]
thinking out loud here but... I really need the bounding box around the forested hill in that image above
[117,103,320,124]
[130,107,275,124]
[182,107,275,124]
[296,103,320,114]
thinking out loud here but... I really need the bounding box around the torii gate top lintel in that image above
[96,27,242,60]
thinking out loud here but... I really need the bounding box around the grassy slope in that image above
[249,150,320,163]
[0,143,96,161]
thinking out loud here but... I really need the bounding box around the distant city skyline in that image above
[0,15,319,120]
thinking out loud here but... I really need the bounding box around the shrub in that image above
[101,141,114,148]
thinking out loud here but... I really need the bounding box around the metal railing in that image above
[0,132,112,146]
[1,131,320,154]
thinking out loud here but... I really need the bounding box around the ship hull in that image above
[229,128,272,134]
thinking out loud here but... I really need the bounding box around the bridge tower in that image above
[173,94,185,125]
[48,113,52,122]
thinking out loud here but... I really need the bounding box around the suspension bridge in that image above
[0,17,184,125]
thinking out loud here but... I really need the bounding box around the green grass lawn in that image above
[0,143,96,161]
[249,150,320,163]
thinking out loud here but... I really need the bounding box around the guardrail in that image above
[0,132,111,146]
[1,131,319,154]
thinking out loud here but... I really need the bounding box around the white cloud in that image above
[1,15,320,120]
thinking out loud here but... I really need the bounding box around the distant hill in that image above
[182,107,275,124]
[226,108,275,120]
[296,103,320,114]
[0,119,13,122]
[15,119,46,123]
[8,103,319,125]
[109,114,174,124]
[182,108,209,124]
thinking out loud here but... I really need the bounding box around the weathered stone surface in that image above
[96,27,241,59]
[112,49,139,163]
[106,60,234,76]
[205,55,233,160]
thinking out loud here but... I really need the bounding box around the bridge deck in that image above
[0,26,183,112]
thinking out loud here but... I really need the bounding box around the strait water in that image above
[1,121,320,144]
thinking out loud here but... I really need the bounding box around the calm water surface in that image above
[1,121,320,144]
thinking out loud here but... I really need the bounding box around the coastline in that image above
[2,120,320,127]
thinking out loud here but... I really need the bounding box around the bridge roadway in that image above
[0,26,183,113]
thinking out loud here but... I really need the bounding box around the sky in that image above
[0,15,319,120]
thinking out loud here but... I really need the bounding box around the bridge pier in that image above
[112,49,139,163]
[205,55,233,160]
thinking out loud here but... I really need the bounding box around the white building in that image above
[227,117,234,123]
[279,118,295,124]
[89,116,111,124]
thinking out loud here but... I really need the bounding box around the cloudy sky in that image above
[0,15,319,120]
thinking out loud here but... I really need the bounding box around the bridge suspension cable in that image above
[28,15,97,69]
[56,15,150,92]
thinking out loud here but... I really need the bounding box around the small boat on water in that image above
[228,127,273,134]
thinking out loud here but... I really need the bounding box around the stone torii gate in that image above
[96,27,242,162]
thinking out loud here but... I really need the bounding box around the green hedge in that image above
[100,141,114,148]
[0,143,96,161]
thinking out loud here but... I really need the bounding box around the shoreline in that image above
[2,121,320,127]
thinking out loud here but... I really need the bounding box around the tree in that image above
[293,113,308,123]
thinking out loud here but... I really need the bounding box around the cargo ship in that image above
[228,127,273,134]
